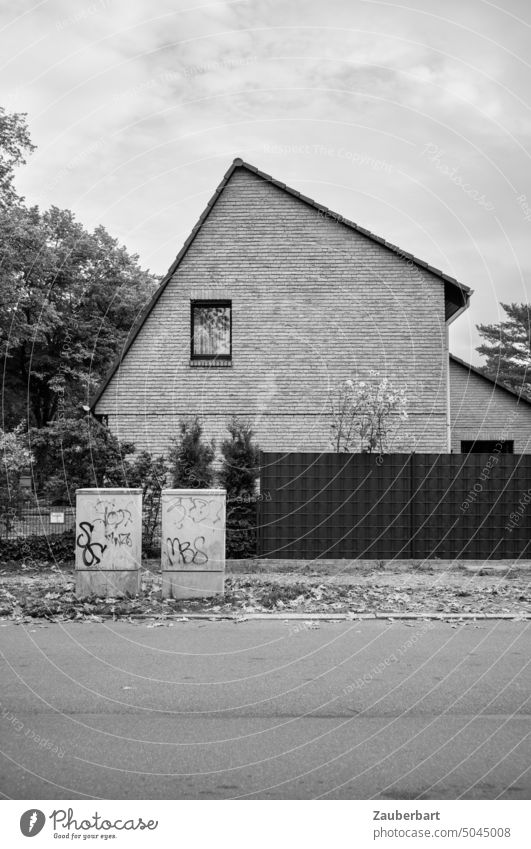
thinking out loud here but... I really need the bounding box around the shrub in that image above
[0,530,75,565]
[0,424,34,536]
[219,418,260,558]
[28,416,135,503]
[125,450,168,555]
[219,418,260,496]
[26,419,168,557]
[329,372,408,453]
[168,417,215,489]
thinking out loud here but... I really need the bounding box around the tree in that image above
[125,450,168,554]
[0,105,159,428]
[0,107,35,207]
[21,418,170,554]
[28,416,136,504]
[219,417,259,496]
[168,417,215,489]
[329,373,408,453]
[219,418,260,557]
[0,423,33,535]
[476,303,531,398]
[0,204,158,427]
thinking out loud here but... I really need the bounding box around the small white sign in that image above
[50,512,65,524]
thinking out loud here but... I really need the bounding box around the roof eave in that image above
[234,159,474,299]
[450,354,531,406]
[89,161,239,411]
[91,157,475,411]
[445,280,471,322]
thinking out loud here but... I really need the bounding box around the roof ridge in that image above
[90,158,472,411]
[232,157,472,295]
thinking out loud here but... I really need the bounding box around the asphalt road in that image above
[0,619,529,800]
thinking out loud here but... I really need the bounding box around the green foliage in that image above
[219,417,259,495]
[0,530,74,565]
[0,204,159,428]
[125,450,168,555]
[0,107,159,428]
[28,416,135,504]
[219,418,260,558]
[0,423,33,482]
[168,417,215,489]
[476,303,531,399]
[0,424,33,535]
[1,431,168,557]
[225,503,257,558]
[24,421,168,554]
[0,106,35,207]
[329,373,408,453]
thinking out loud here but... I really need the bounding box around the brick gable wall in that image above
[95,167,450,456]
[449,359,531,453]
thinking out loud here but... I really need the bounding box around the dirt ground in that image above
[0,558,529,620]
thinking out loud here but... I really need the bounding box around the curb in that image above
[94,612,531,622]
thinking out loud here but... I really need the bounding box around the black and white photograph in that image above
[0,0,529,843]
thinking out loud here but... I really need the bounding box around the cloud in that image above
[1,0,530,364]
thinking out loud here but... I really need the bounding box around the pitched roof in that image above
[91,158,473,411]
[450,354,531,406]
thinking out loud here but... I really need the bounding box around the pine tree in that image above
[476,303,531,398]
[168,417,215,489]
[219,418,260,558]
[219,417,259,496]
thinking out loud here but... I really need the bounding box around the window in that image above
[190,300,231,360]
[461,440,514,454]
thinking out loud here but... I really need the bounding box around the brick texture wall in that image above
[449,358,531,453]
[95,166,451,457]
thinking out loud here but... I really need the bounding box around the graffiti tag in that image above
[167,496,213,529]
[76,521,107,567]
[93,501,133,546]
[166,536,209,566]
[106,532,132,547]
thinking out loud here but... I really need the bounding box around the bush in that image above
[0,424,33,536]
[125,450,168,556]
[0,494,30,539]
[0,530,75,565]
[219,418,260,558]
[329,373,408,453]
[168,417,215,489]
[225,501,258,558]
[28,416,135,503]
[219,418,260,496]
[26,419,168,558]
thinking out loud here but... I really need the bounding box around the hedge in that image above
[0,506,258,563]
[226,500,257,558]
[0,530,75,564]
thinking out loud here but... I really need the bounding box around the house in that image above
[450,355,531,453]
[91,158,531,456]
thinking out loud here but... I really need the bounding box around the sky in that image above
[1,0,530,362]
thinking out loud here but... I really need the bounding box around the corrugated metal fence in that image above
[257,453,531,560]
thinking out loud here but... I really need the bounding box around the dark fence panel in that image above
[257,453,531,560]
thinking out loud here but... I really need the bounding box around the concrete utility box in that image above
[75,488,142,598]
[161,489,226,599]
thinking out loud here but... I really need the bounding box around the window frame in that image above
[190,299,232,361]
